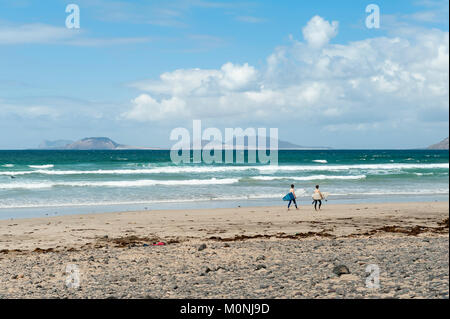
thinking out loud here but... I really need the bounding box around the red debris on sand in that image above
[153,242,165,246]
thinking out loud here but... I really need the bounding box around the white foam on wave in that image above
[257,163,449,171]
[0,178,239,190]
[0,182,54,189]
[312,160,328,164]
[1,164,14,168]
[414,172,435,176]
[1,188,447,209]
[0,193,294,209]
[333,189,449,196]
[28,164,54,169]
[250,175,367,181]
[0,162,447,176]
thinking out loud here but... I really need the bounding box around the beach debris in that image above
[352,223,449,237]
[33,247,54,253]
[209,230,334,242]
[438,218,449,228]
[153,242,165,246]
[198,243,207,251]
[333,265,350,276]
[103,235,160,247]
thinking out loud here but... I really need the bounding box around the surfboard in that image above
[312,192,329,200]
[282,193,295,201]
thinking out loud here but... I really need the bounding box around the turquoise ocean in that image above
[0,150,448,219]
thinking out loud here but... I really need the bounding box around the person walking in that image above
[287,184,298,211]
[312,185,323,211]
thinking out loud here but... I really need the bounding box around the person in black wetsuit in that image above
[287,184,298,211]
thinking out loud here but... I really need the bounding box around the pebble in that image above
[255,264,267,271]
[333,265,350,276]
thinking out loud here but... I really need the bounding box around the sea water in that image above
[0,150,448,219]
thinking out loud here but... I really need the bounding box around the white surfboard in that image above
[312,192,329,200]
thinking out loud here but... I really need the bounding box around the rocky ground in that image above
[1,236,448,299]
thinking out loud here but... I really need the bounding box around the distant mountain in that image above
[184,137,330,150]
[38,137,159,150]
[277,139,331,150]
[65,137,125,150]
[427,137,449,150]
[38,136,330,150]
[223,136,331,150]
[38,139,73,149]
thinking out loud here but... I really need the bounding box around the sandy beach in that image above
[0,201,448,299]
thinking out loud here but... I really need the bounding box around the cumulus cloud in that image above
[130,62,258,95]
[302,15,338,49]
[123,94,187,121]
[123,15,449,133]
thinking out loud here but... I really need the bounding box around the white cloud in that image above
[0,23,151,46]
[123,15,448,132]
[0,23,76,45]
[0,104,60,119]
[219,62,258,90]
[129,62,258,95]
[0,96,108,121]
[123,94,187,122]
[302,15,338,49]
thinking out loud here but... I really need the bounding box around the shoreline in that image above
[1,194,448,220]
[1,201,448,252]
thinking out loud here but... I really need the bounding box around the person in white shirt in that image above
[312,185,323,211]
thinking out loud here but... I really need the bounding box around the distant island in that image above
[38,137,159,150]
[38,137,331,150]
[38,139,74,149]
[427,137,449,150]
[223,136,331,150]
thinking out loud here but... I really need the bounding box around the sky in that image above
[0,0,448,149]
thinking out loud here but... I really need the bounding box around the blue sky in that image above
[0,0,448,149]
